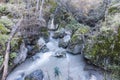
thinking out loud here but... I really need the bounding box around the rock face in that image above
[25,70,44,80]
[59,0,108,27]
[67,25,90,54]
[84,2,120,78]
[14,43,28,64]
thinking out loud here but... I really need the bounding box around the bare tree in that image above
[39,0,44,19]
[36,0,40,11]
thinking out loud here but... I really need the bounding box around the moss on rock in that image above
[0,23,10,34]
[108,3,120,14]
[0,16,13,28]
[0,4,8,15]
[84,28,120,79]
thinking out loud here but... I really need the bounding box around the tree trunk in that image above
[1,18,23,80]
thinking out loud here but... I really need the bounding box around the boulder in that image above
[25,70,44,80]
[67,25,90,54]
[40,45,49,53]
[37,38,46,50]
[54,50,66,58]
[58,39,68,48]
[52,31,67,39]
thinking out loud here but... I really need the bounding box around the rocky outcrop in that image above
[58,0,108,27]
[67,24,90,54]
[84,3,120,79]
[58,39,68,48]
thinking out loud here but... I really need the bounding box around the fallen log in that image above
[1,17,23,80]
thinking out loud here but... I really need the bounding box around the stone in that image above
[67,44,84,54]
[67,26,89,54]
[37,38,46,50]
[40,45,49,53]
[52,31,67,39]
[14,43,28,64]
[54,51,66,58]
[58,39,68,48]
[25,70,44,80]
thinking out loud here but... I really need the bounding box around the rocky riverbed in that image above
[0,0,120,80]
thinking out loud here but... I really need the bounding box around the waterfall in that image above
[48,15,58,30]
[51,18,54,29]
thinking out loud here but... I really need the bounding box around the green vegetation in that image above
[0,4,8,15]
[84,28,120,79]
[0,23,10,34]
[0,16,13,28]
[108,3,120,14]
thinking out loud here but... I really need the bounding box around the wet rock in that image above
[30,55,40,61]
[27,38,46,56]
[40,45,49,53]
[37,38,46,50]
[67,43,84,54]
[52,31,67,39]
[58,39,68,48]
[54,51,66,58]
[14,43,28,64]
[25,70,44,80]
[27,45,39,56]
[67,26,89,54]
[39,27,50,42]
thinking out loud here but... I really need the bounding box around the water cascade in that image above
[6,29,105,80]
